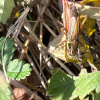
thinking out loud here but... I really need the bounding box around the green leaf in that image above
[47,69,100,100]
[7,59,32,80]
[0,0,15,24]
[0,37,15,66]
[0,71,11,100]
[47,69,75,100]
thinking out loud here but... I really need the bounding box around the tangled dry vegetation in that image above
[9,0,66,99]
[1,0,100,99]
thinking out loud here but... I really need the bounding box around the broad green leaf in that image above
[0,71,11,100]
[7,59,32,80]
[47,69,100,100]
[70,69,100,99]
[0,37,15,66]
[47,69,75,100]
[0,0,15,24]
